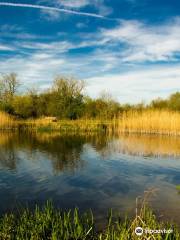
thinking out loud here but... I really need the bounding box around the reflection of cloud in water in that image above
[0,132,180,225]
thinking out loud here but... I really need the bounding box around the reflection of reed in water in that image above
[106,134,180,157]
[0,132,13,146]
[0,133,18,170]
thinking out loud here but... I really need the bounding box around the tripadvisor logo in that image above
[135,227,143,236]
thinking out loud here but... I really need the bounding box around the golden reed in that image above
[117,110,180,135]
[0,111,17,129]
[0,110,180,135]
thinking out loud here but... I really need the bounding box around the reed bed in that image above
[118,110,180,136]
[0,110,180,135]
[0,111,17,130]
[21,110,180,135]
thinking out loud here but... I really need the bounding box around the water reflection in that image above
[0,133,84,172]
[0,132,179,226]
[111,134,180,157]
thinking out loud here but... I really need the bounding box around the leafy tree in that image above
[168,92,180,111]
[12,95,33,118]
[150,97,168,109]
[50,76,85,119]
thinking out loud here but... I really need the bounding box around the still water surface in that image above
[0,132,180,225]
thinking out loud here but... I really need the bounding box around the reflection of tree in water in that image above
[0,132,109,173]
[86,134,110,151]
[0,133,18,170]
[32,133,109,173]
[34,134,86,173]
[1,132,179,172]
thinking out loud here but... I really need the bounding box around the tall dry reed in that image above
[118,110,180,135]
[0,111,16,129]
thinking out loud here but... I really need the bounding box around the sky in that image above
[0,0,180,103]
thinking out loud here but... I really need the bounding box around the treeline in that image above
[0,73,180,119]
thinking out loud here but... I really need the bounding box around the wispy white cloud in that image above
[85,65,180,103]
[0,14,180,102]
[76,22,88,29]
[18,40,74,52]
[57,0,91,8]
[0,52,66,89]
[0,44,14,51]
[0,2,110,19]
[102,18,180,62]
[1,44,179,103]
[38,0,113,20]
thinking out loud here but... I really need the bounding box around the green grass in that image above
[176,185,180,194]
[0,201,179,240]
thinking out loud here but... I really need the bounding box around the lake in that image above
[0,132,180,227]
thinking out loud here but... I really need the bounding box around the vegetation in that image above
[176,185,180,194]
[0,73,180,134]
[0,73,180,120]
[0,200,179,240]
[0,111,16,129]
[118,110,180,135]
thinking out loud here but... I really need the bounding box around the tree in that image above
[13,88,40,118]
[168,92,180,111]
[150,97,168,110]
[96,91,121,119]
[0,73,19,99]
[12,95,32,118]
[50,76,85,119]
[0,73,20,113]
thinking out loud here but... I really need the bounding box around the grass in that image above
[0,201,179,240]
[176,185,180,194]
[0,110,180,136]
[27,119,111,133]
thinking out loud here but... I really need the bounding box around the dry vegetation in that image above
[0,111,17,130]
[118,110,180,136]
[0,110,180,136]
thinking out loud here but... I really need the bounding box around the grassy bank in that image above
[0,201,179,240]
[0,110,180,135]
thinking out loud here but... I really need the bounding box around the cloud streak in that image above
[0,2,111,19]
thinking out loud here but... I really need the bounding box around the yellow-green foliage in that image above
[118,110,180,135]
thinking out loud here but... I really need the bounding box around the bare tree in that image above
[0,73,20,102]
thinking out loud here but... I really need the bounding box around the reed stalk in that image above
[0,110,180,135]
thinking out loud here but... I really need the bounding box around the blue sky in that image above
[0,0,180,103]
